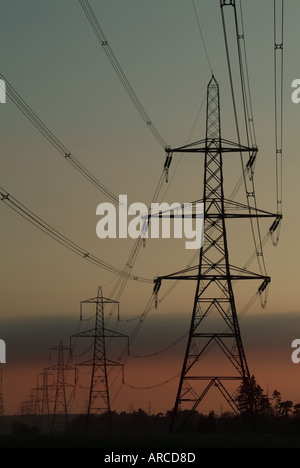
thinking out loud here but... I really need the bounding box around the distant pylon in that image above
[46,340,75,431]
[38,369,53,431]
[71,286,128,429]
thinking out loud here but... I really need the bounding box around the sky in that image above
[0,0,299,416]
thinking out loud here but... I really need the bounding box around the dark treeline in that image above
[67,407,300,436]
[3,406,300,436]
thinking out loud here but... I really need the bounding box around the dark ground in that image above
[0,432,299,448]
[1,411,300,448]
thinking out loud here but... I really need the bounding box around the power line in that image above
[105,170,166,322]
[220,1,268,280]
[0,73,121,206]
[124,373,180,391]
[130,332,188,359]
[0,186,152,283]
[192,0,214,74]
[0,72,169,304]
[236,0,257,147]
[233,1,269,280]
[273,0,284,245]
[78,0,167,149]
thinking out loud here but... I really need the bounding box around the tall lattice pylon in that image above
[154,76,278,431]
[71,286,128,429]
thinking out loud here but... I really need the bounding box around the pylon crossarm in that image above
[104,328,128,339]
[80,296,119,305]
[156,273,269,281]
[71,328,96,340]
[105,358,124,368]
[166,138,255,154]
[74,358,94,368]
[106,359,125,384]
[152,198,280,220]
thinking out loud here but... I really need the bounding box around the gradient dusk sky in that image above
[0,0,299,416]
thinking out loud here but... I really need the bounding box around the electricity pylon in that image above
[46,340,75,431]
[154,76,280,431]
[71,286,128,429]
[38,369,53,431]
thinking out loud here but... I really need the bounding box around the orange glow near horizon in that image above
[1,340,299,417]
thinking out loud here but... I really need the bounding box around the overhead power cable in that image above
[124,373,180,391]
[273,0,284,245]
[220,1,268,281]
[130,332,188,359]
[79,0,167,149]
[0,186,152,284]
[234,1,269,278]
[0,73,121,206]
[103,169,166,328]
[236,0,257,149]
[192,0,214,74]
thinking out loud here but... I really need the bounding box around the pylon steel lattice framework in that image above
[154,76,280,432]
[71,286,128,428]
[46,340,75,431]
[38,369,53,430]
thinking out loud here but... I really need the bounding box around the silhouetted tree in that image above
[237,375,271,416]
[293,403,300,417]
[236,375,256,414]
[272,389,282,416]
